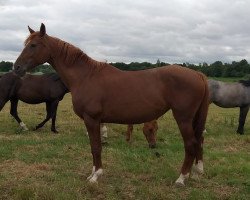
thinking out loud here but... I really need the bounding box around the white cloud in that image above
[1,0,250,63]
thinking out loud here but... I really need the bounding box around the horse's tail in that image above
[193,73,209,139]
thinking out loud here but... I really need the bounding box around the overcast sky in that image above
[1,0,250,64]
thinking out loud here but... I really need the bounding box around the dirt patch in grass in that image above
[212,184,240,199]
[0,160,52,181]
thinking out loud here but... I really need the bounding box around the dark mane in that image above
[239,79,250,87]
[54,37,108,71]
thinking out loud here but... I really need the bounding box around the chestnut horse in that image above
[13,24,209,186]
[126,120,158,148]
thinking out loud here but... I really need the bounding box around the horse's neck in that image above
[48,46,92,90]
[47,36,121,91]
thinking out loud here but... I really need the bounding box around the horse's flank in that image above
[208,79,250,134]
[208,79,250,108]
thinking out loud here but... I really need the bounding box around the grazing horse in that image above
[209,79,250,135]
[0,72,69,132]
[13,23,209,186]
[126,120,158,148]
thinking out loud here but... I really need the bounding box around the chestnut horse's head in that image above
[13,23,51,76]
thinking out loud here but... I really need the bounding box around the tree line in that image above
[1,59,250,78]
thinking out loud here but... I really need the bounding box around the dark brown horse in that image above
[126,120,158,148]
[0,72,68,132]
[13,24,209,186]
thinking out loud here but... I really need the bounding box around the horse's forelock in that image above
[24,32,43,46]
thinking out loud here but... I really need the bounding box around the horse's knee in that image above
[184,139,197,157]
[91,146,102,155]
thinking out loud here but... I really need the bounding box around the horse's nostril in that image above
[16,66,21,70]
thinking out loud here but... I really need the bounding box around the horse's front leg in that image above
[10,98,28,131]
[84,115,103,183]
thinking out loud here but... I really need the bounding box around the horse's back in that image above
[93,65,208,124]
[157,65,208,110]
[17,74,68,103]
[0,72,20,101]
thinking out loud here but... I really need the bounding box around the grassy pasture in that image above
[0,94,249,200]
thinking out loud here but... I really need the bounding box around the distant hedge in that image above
[1,59,250,78]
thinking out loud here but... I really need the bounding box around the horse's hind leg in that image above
[10,99,28,131]
[174,113,197,186]
[192,92,208,180]
[50,100,59,133]
[237,106,249,135]
[35,102,52,131]
[191,135,204,180]
[0,99,8,111]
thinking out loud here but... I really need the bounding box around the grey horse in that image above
[208,79,250,134]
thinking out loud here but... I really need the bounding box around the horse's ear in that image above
[40,23,46,37]
[28,26,35,34]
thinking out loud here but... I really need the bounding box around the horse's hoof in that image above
[88,177,98,184]
[155,152,161,157]
[237,130,244,135]
[101,138,108,145]
[190,172,200,181]
[52,130,59,134]
[149,144,156,149]
[175,181,185,187]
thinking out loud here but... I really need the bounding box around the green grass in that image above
[0,94,250,199]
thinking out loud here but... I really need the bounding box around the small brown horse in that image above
[126,120,158,148]
[13,24,209,186]
[0,72,68,132]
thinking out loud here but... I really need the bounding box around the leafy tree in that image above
[0,61,13,72]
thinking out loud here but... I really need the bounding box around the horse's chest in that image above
[71,93,102,119]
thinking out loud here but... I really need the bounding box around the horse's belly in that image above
[19,95,47,104]
[101,103,169,124]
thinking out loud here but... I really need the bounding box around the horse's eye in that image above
[30,44,36,48]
